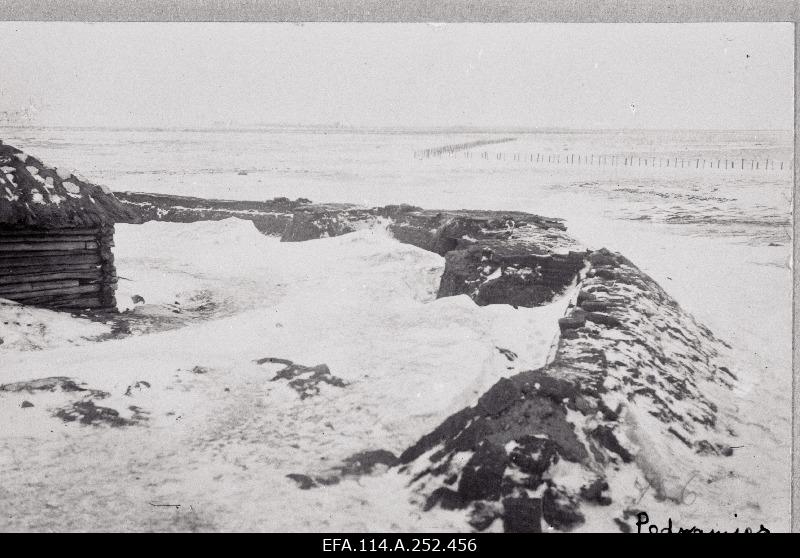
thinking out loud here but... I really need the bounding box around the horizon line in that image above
[0,124,793,134]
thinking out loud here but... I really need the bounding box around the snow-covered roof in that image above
[0,141,139,228]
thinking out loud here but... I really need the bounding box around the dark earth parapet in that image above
[116,192,736,533]
[398,247,736,533]
[115,192,304,235]
[117,192,586,308]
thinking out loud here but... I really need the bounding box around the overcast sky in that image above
[0,22,793,130]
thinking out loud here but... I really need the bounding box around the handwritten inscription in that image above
[636,512,770,533]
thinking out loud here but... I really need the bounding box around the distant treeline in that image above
[416,149,792,171]
[413,137,517,158]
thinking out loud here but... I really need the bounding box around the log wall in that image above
[0,225,118,311]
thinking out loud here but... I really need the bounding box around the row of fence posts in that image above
[413,150,790,171]
[412,138,516,159]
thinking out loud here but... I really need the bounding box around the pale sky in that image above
[0,22,793,130]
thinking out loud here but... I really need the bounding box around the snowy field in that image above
[1,219,571,531]
[0,127,792,531]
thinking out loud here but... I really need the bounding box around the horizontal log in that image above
[24,298,108,308]
[0,279,80,295]
[0,241,98,252]
[5,284,101,300]
[0,254,101,268]
[0,249,97,261]
[48,296,105,309]
[0,235,98,243]
[10,293,95,306]
[0,263,100,275]
[0,227,101,236]
[0,271,103,285]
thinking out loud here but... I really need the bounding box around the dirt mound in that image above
[398,248,736,532]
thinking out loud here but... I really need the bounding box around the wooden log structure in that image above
[0,141,138,312]
[0,224,118,311]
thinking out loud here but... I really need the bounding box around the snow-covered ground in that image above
[0,299,110,352]
[563,217,792,532]
[0,127,791,531]
[1,219,573,531]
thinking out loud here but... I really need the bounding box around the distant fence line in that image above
[414,150,792,171]
[412,137,517,159]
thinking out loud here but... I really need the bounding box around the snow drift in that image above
[1,218,572,531]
